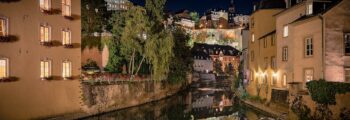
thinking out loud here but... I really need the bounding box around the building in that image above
[192,51,213,73]
[228,0,250,27]
[0,0,82,119]
[241,27,250,84]
[246,0,285,102]
[192,43,240,74]
[105,0,129,11]
[276,0,349,90]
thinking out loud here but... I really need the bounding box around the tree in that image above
[190,12,200,24]
[214,59,223,74]
[81,0,108,35]
[168,29,193,83]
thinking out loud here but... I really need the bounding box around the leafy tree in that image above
[189,12,200,24]
[168,29,193,83]
[81,0,108,35]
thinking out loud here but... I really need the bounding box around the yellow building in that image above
[246,0,285,101]
[0,0,82,119]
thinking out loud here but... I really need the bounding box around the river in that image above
[83,74,275,120]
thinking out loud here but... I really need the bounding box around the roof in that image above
[192,43,240,56]
[258,30,276,40]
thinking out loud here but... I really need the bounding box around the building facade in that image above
[105,0,129,11]
[246,0,285,101]
[0,0,81,119]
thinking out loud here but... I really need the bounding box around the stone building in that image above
[105,0,129,11]
[246,0,285,102]
[0,0,82,119]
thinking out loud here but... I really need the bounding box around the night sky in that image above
[129,0,260,15]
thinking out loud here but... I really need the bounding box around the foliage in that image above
[81,36,102,51]
[81,0,108,35]
[196,32,207,43]
[291,95,312,120]
[82,59,99,69]
[167,29,193,84]
[306,79,350,105]
[189,12,200,24]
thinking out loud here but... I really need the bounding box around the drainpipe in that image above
[319,15,325,80]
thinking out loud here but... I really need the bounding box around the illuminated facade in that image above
[0,0,82,119]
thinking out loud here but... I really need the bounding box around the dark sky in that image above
[129,0,259,15]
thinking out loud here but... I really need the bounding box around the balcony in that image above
[40,40,62,47]
[63,44,74,48]
[0,77,19,82]
[40,8,61,15]
[0,35,19,42]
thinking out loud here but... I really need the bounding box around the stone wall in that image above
[80,81,185,115]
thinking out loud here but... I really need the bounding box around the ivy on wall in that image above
[306,79,350,105]
[81,36,102,51]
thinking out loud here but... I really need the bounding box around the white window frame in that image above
[40,24,51,43]
[39,0,51,11]
[62,60,72,79]
[0,17,8,36]
[307,4,313,15]
[62,0,71,16]
[304,68,314,83]
[283,25,289,37]
[0,58,9,79]
[305,37,313,57]
[282,47,288,61]
[62,29,71,45]
[40,60,52,80]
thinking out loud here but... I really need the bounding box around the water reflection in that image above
[84,77,274,120]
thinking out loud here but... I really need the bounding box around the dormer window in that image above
[307,3,313,15]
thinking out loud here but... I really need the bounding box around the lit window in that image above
[0,58,9,79]
[282,74,287,87]
[344,33,350,55]
[62,29,71,45]
[62,0,71,16]
[40,60,52,79]
[0,17,8,36]
[251,34,255,42]
[282,47,288,61]
[305,37,313,57]
[62,61,72,79]
[307,4,313,15]
[345,68,350,82]
[304,69,314,82]
[40,24,51,43]
[40,0,51,10]
[283,25,288,37]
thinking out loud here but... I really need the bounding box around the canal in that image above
[84,75,274,120]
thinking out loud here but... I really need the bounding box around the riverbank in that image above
[47,80,189,120]
[242,100,288,118]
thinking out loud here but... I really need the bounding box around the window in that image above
[282,47,288,61]
[0,58,9,79]
[62,0,71,16]
[271,34,276,46]
[40,0,51,10]
[263,38,267,48]
[283,25,289,37]
[307,3,313,15]
[252,34,255,42]
[305,37,313,57]
[345,33,350,55]
[40,25,51,43]
[264,57,268,69]
[345,68,350,82]
[62,29,71,45]
[0,18,8,36]
[304,69,314,82]
[282,74,287,87]
[62,61,72,79]
[271,56,276,69]
[251,51,254,62]
[40,60,51,79]
[272,75,277,86]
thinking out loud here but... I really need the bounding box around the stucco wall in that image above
[0,0,82,119]
[323,0,350,82]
